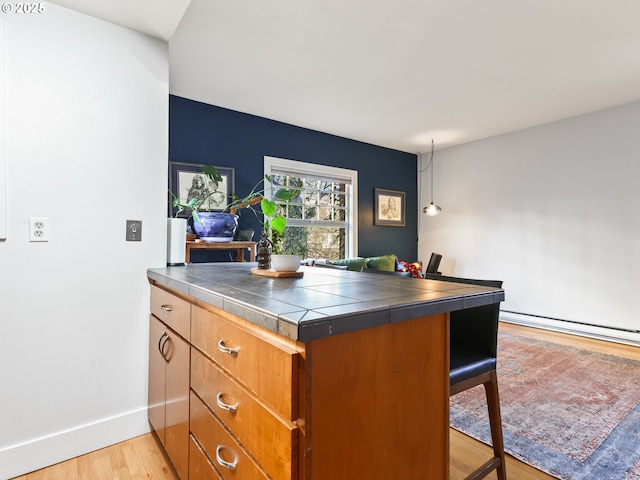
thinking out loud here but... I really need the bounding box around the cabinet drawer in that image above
[191,351,297,480]
[189,434,223,480]
[150,285,190,340]
[191,305,297,420]
[190,392,269,480]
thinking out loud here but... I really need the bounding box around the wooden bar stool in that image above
[426,274,507,480]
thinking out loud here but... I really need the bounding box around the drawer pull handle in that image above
[217,340,239,356]
[158,333,169,361]
[160,334,172,362]
[160,304,173,312]
[216,393,237,413]
[215,445,237,471]
[157,332,167,354]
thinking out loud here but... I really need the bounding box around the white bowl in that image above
[271,254,301,272]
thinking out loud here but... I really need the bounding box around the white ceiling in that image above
[53,0,640,153]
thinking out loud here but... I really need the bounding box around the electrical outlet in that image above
[126,220,142,241]
[29,217,49,242]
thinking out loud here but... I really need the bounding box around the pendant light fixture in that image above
[422,138,442,216]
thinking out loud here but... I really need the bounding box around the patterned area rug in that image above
[450,332,640,479]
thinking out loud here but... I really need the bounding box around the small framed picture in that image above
[374,188,405,226]
[169,161,235,216]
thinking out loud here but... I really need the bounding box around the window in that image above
[264,156,358,260]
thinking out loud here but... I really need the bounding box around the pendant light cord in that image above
[418,139,435,202]
[418,138,435,173]
[429,139,434,204]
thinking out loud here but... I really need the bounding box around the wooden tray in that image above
[251,268,303,278]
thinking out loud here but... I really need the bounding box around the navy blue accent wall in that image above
[170,95,418,262]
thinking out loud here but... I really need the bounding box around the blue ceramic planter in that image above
[193,212,238,242]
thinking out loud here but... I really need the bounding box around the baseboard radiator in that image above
[500,310,640,348]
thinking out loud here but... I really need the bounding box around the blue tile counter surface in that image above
[147,263,504,342]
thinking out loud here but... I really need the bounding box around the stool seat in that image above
[450,348,496,386]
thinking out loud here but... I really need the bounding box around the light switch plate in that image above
[126,220,142,241]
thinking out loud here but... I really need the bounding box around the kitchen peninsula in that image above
[147,263,504,480]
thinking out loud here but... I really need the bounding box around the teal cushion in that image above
[330,257,367,272]
[365,254,398,272]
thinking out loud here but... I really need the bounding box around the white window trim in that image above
[264,156,358,258]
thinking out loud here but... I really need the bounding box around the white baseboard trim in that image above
[500,311,640,348]
[0,406,150,480]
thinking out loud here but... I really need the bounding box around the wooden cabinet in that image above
[302,314,449,479]
[190,391,269,479]
[188,434,223,480]
[150,284,190,339]
[190,305,299,479]
[149,282,449,479]
[148,286,190,480]
[148,315,168,442]
[190,306,299,420]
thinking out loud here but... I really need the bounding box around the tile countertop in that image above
[147,263,505,342]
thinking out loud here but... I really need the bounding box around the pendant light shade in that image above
[423,202,441,216]
[422,139,442,216]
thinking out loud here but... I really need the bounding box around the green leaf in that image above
[203,165,222,182]
[260,198,278,218]
[273,189,293,201]
[271,216,286,232]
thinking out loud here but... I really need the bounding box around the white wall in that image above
[419,101,640,342]
[0,5,168,478]
[0,18,6,239]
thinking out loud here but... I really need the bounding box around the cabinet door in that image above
[164,328,190,480]
[148,315,167,443]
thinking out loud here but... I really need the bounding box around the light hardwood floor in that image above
[11,434,176,480]
[14,323,639,480]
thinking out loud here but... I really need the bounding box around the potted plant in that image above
[169,165,239,243]
[227,174,299,270]
[169,164,299,269]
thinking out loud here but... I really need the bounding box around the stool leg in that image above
[484,370,507,480]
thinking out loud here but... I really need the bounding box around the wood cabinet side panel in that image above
[304,314,449,480]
